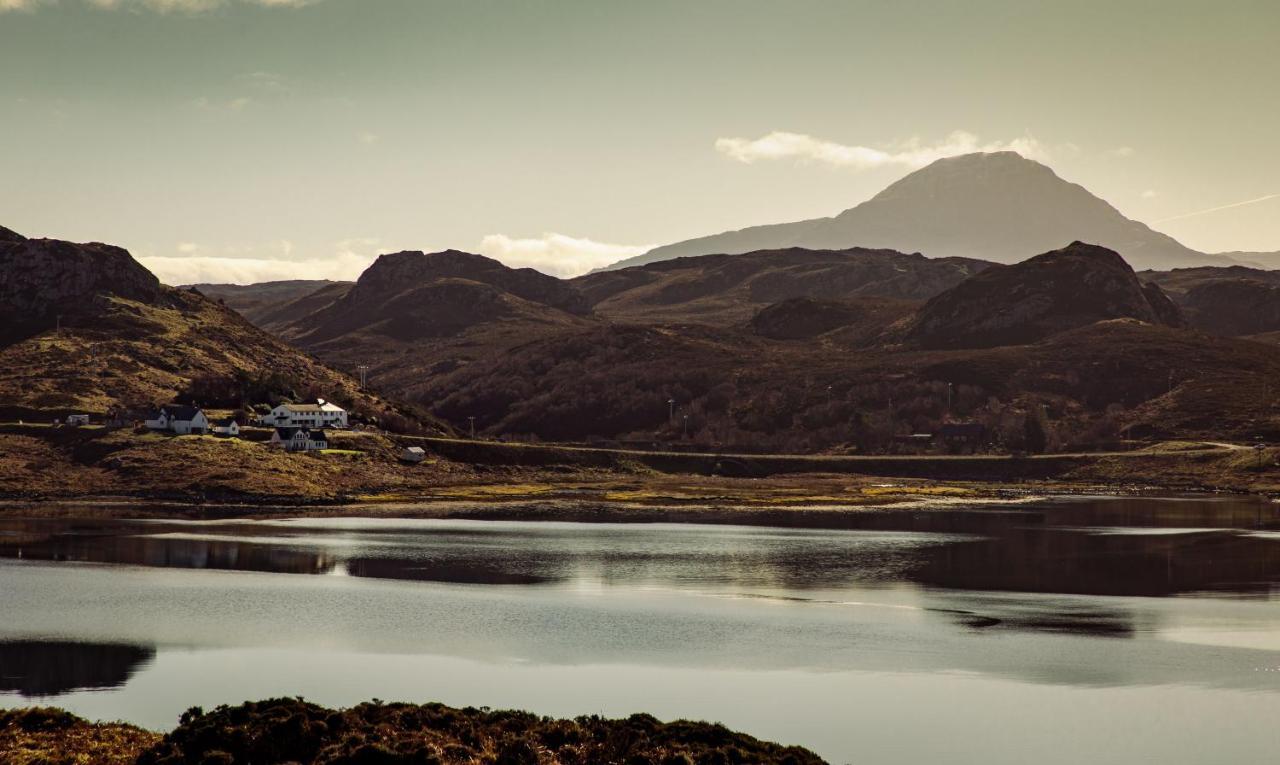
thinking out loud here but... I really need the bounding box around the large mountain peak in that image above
[620,152,1226,271]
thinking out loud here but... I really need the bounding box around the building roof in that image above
[277,401,345,413]
[159,405,203,421]
[214,417,238,427]
[404,446,426,455]
[274,426,327,441]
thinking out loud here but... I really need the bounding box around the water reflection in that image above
[914,527,1280,597]
[0,641,155,698]
[2,497,1278,604]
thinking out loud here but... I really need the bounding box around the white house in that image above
[400,446,426,463]
[212,418,240,438]
[145,405,209,435]
[66,414,91,427]
[270,426,329,452]
[259,399,348,430]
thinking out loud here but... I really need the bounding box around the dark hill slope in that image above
[574,246,990,325]
[0,227,443,431]
[904,242,1182,349]
[298,250,590,344]
[622,152,1229,271]
[286,250,598,405]
[185,280,346,326]
[1140,265,1280,337]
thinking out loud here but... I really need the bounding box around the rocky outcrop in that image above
[0,228,163,341]
[904,242,1184,348]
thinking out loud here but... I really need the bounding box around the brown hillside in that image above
[574,246,990,325]
[0,228,446,432]
[186,280,346,326]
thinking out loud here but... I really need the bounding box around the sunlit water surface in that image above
[2,496,1279,764]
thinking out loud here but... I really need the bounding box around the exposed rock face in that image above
[614,152,1228,271]
[299,249,591,343]
[905,241,1184,348]
[0,229,162,337]
[1181,279,1280,336]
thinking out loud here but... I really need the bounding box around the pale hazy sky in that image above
[2,0,1278,283]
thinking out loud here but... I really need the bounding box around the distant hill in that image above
[0,226,445,432]
[616,152,1238,271]
[1141,265,1280,337]
[184,280,346,326]
[904,242,1183,349]
[279,249,598,405]
[573,246,991,326]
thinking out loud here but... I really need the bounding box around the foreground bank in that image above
[1,699,824,765]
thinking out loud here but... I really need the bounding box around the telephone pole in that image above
[357,365,369,390]
[468,416,476,439]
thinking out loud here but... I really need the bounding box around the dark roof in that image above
[214,417,238,427]
[159,405,203,421]
[274,427,326,440]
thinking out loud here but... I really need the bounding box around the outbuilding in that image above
[400,446,427,463]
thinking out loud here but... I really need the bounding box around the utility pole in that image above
[468,416,476,439]
[683,414,689,439]
[946,382,953,413]
[55,315,62,337]
[357,365,369,390]
[668,398,675,424]
[826,385,833,404]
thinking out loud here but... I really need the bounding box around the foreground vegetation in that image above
[3,421,1280,514]
[1,699,825,765]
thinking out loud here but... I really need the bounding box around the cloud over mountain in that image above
[715,130,1048,170]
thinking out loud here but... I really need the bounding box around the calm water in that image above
[2,496,1279,764]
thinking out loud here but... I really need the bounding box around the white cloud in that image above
[714,130,1049,170]
[1107,146,1136,158]
[139,239,385,285]
[0,0,46,11]
[138,233,652,285]
[1141,189,1158,199]
[477,233,655,278]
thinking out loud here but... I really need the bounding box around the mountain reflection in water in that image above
[0,641,155,698]
[1,496,1277,602]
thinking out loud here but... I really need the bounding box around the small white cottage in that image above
[400,446,427,463]
[212,417,241,438]
[145,405,209,435]
[270,427,328,452]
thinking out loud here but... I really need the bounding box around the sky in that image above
[2,0,1278,283]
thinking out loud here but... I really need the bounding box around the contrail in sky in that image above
[1154,193,1280,223]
